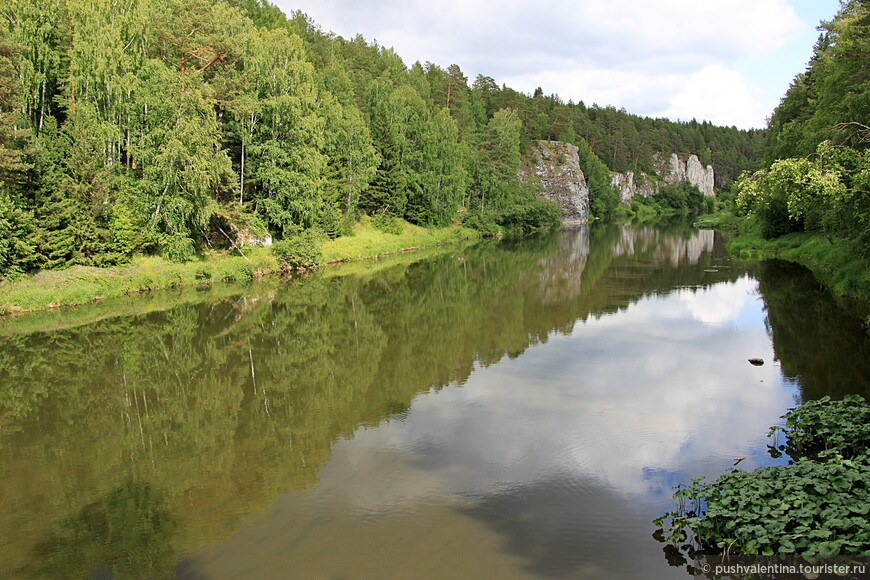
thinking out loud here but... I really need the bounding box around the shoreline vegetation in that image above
[0,0,765,294]
[728,220,870,305]
[0,219,480,316]
[655,396,870,566]
[659,0,870,553]
[695,210,870,324]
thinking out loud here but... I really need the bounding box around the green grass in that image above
[693,210,741,230]
[725,217,870,302]
[0,250,280,315]
[321,218,479,263]
[0,220,480,316]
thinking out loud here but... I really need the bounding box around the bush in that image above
[158,233,196,263]
[654,182,710,213]
[757,193,804,239]
[769,395,870,461]
[271,229,324,271]
[496,193,561,232]
[655,457,870,557]
[654,396,870,560]
[630,196,658,218]
[373,215,405,235]
[462,212,503,237]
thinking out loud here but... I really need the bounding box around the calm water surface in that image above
[1,221,868,579]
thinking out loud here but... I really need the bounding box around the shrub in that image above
[496,193,561,232]
[373,215,404,235]
[654,182,709,213]
[655,457,870,557]
[271,230,324,271]
[768,395,870,461]
[655,396,870,560]
[461,212,502,237]
[158,233,196,263]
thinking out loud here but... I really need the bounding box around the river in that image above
[0,220,867,579]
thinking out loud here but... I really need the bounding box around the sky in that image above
[271,0,843,130]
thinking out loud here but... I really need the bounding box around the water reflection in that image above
[34,482,178,579]
[754,259,870,400]
[0,222,865,579]
[610,224,715,267]
[192,277,787,578]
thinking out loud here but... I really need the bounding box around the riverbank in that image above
[0,221,480,316]
[697,212,870,322]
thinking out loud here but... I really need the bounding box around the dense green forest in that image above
[736,0,869,259]
[0,0,767,280]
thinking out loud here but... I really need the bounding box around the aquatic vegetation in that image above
[654,396,870,560]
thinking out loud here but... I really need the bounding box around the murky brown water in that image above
[1,221,867,579]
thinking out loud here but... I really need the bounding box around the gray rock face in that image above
[685,155,715,197]
[611,171,657,202]
[612,152,715,203]
[522,140,589,222]
[654,153,715,197]
[655,153,688,185]
[611,171,636,204]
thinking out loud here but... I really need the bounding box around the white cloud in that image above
[275,0,807,127]
[662,65,771,127]
[678,275,759,326]
[574,0,802,58]
[503,67,683,110]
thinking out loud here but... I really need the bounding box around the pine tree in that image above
[363,95,406,217]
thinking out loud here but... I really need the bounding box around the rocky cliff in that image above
[521,141,714,216]
[610,171,658,203]
[611,153,715,202]
[654,153,715,197]
[521,140,589,222]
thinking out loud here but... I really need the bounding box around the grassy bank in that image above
[321,219,479,263]
[697,213,870,318]
[0,221,480,316]
[692,210,742,231]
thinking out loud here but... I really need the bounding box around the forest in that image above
[0,0,772,281]
[733,0,869,299]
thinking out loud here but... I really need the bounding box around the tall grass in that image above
[0,221,480,315]
[321,219,479,263]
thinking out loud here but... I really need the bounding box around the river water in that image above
[0,221,867,579]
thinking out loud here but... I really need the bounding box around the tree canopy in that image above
[0,0,768,280]
[738,0,870,252]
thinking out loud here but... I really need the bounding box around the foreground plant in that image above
[768,395,870,461]
[654,395,870,561]
[654,456,870,557]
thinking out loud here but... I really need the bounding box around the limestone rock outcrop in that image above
[610,171,657,203]
[612,153,715,203]
[654,153,688,185]
[521,140,589,222]
[521,141,715,214]
[653,153,715,197]
[685,155,715,198]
